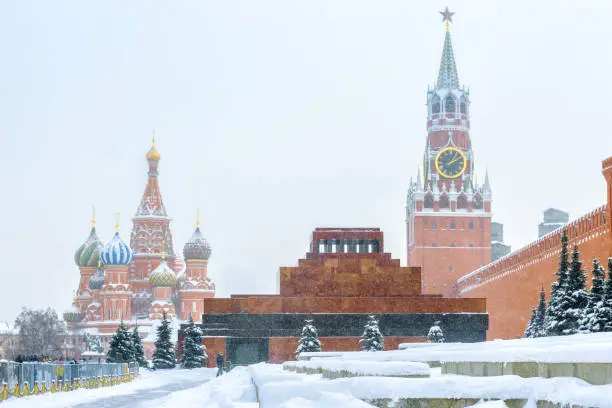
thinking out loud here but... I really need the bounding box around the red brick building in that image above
[197,228,487,366]
[406,18,492,297]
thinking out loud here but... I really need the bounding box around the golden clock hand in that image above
[447,156,461,165]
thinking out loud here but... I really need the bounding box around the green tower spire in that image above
[437,7,459,90]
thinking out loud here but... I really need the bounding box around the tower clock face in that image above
[435,147,467,179]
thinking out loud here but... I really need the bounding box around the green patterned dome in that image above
[149,259,177,287]
[74,226,103,267]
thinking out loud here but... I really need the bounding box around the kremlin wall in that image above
[456,159,612,340]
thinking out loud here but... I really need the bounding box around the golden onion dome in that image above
[149,258,177,287]
[146,135,161,161]
[146,147,160,161]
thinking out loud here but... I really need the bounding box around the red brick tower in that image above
[177,212,215,322]
[129,138,178,317]
[406,9,492,297]
[100,217,134,321]
[149,251,177,320]
[73,210,102,312]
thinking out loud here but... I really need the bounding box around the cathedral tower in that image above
[99,218,133,321]
[177,212,215,321]
[73,210,102,311]
[148,249,177,320]
[406,8,492,297]
[129,137,178,317]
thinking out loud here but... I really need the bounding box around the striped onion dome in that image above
[183,227,211,261]
[149,259,177,287]
[101,232,133,265]
[74,227,103,267]
[88,266,105,290]
[63,301,84,323]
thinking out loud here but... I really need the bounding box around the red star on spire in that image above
[439,6,454,24]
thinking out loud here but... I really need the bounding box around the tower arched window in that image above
[432,96,441,114]
[445,95,456,113]
[439,193,449,209]
[424,193,434,209]
[457,194,467,210]
[460,99,467,114]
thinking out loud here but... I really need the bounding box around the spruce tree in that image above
[153,312,176,369]
[591,258,612,332]
[524,308,537,338]
[544,230,569,335]
[181,316,207,369]
[533,286,547,337]
[427,321,445,343]
[605,258,612,305]
[360,315,385,351]
[295,319,322,358]
[107,321,134,363]
[578,259,605,332]
[131,326,147,368]
[558,244,589,335]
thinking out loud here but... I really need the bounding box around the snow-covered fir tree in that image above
[295,319,322,358]
[427,321,445,343]
[544,230,569,336]
[590,258,612,332]
[153,312,176,369]
[578,259,605,332]
[131,326,147,368]
[182,316,207,369]
[359,315,384,351]
[533,286,547,337]
[524,308,537,338]
[526,286,548,338]
[558,244,589,335]
[107,321,134,363]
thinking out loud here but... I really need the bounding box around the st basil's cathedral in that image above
[62,141,215,358]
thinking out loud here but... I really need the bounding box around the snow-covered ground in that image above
[249,363,612,407]
[284,359,430,377]
[6,333,612,407]
[1,368,218,408]
[303,332,612,363]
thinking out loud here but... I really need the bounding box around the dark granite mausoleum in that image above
[181,228,488,366]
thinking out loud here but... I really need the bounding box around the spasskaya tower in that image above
[406,8,492,297]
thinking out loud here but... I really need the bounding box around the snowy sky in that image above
[1,0,611,323]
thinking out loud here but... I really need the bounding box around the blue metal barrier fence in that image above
[0,361,139,401]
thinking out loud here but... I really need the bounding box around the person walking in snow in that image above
[216,353,224,377]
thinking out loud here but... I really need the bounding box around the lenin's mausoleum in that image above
[198,228,487,365]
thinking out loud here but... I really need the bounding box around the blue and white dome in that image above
[101,232,133,265]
